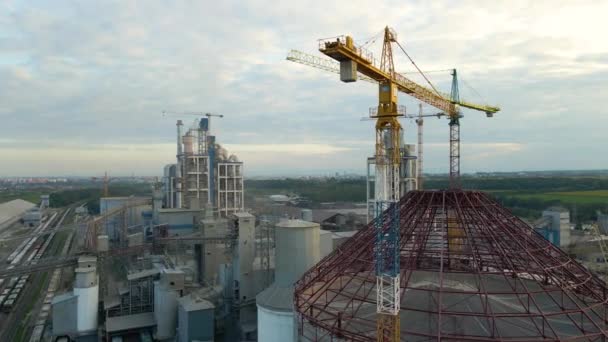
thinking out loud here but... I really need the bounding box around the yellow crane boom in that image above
[305,28,500,188]
[288,48,500,118]
[317,36,499,117]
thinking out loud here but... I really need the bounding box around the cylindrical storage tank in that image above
[319,229,333,258]
[183,135,194,155]
[257,220,321,342]
[154,281,179,340]
[274,220,320,287]
[257,294,296,342]
[74,268,98,333]
[301,209,313,222]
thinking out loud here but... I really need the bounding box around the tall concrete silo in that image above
[256,219,320,342]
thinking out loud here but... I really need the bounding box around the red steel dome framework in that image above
[295,190,608,341]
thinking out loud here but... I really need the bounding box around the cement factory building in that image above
[163,118,244,216]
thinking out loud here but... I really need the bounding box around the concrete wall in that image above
[51,294,77,335]
[177,305,214,342]
[154,281,179,340]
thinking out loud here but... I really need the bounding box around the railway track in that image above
[0,207,74,341]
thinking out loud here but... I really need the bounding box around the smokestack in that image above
[176,120,183,156]
[176,120,183,208]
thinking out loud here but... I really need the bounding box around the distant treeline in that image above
[246,176,608,222]
[425,177,608,192]
[489,193,607,224]
[49,183,152,214]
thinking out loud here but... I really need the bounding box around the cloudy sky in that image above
[1,0,607,177]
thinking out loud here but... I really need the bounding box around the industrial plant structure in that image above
[6,23,601,342]
[534,207,571,247]
[163,117,244,216]
[295,190,608,341]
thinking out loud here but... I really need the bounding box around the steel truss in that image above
[295,190,608,341]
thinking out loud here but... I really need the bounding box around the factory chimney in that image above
[176,120,183,155]
[175,120,183,208]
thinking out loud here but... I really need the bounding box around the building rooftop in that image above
[101,196,150,201]
[106,312,155,333]
[178,294,215,312]
[256,285,293,312]
[231,211,254,218]
[103,294,121,309]
[544,206,570,213]
[331,230,357,239]
[276,219,319,229]
[51,292,76,304]
[157,208,202,213]
[75,267,96,273]
[0,199,36,226]
[77,255,97,264]
[126,268,160,281]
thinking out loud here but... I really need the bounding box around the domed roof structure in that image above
[295,190,608,341]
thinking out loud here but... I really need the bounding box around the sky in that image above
[0,0,607,177]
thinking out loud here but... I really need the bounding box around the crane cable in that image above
[360,29,385,48]
[460,76,488,105]
[394,40,441,96]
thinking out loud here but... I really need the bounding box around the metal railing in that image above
[318,36,375,65]
[369,105,406,118]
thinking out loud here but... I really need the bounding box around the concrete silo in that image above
[256,219,320,342]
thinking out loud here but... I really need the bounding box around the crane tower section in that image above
[320,27,402,341]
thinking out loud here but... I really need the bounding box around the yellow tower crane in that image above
[92,171,112,197]
[290,26,500,342]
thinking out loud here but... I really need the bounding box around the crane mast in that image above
[416,104,424,190]
[321,27,402,341]
[449,69,461,188]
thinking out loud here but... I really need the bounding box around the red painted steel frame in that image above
[294,190,608,341]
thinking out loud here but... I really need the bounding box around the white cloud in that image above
[0,1,606,176]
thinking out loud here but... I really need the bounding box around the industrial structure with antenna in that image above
[163,113,244,216]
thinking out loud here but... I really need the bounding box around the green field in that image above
[505,190,608,205]
[0,190,45,205]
